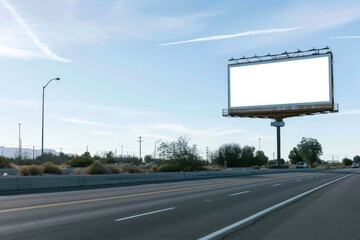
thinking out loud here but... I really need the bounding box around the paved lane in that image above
[0,169,355,239]
[223,169,360,240]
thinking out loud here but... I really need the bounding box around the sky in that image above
[0,0,360,161]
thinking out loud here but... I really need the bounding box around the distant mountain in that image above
[0,146,59,159]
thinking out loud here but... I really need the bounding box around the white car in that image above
[352,163,359,168]
[296,162,307,169]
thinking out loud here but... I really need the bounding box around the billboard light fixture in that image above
[229,47,331,64]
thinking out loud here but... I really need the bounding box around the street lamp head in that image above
[55,77,60,80]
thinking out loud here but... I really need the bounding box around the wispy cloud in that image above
[184,106,200,109]
[58,117,245,138]
[337,109,360,115]
[331,36,360,39]
[60,118,121,128]
[158,26,305,46]
[90,131,113,136]
[1,0,71,62]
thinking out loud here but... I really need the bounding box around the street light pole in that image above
[154,139,162,159]
[41,77,60,164]
[18,123,21,159]
[138,136,143,162]
[258,138,261,151]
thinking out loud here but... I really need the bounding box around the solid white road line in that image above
[272,183,282,187]
[114,207,175,222]
[229,191,250,197]
[296,179,302,182]
[198,173,354,240]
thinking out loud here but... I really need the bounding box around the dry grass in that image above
[316,164,346,170]
[119,164,141,173]
[72,168,87,175]
[43,162,63,174]
[203,165,222,171]
[18,165,43,176]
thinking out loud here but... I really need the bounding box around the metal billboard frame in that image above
[224,47,337,120]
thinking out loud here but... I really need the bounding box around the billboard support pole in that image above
[276,124,281,167]
[271,119,284,167]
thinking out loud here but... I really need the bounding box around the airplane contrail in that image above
[158,26,305,46]
[2,0,71,62]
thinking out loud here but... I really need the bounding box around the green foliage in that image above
[119,164,141,173]
[211,144,263,167]
[241,146,255,167]
[0,156,11,168]
[353,155,360,163]
[254,151,269,166]
[288,147,303,164]
[211,143,242,167]
[67,152,94,167]
[342,158,353,166]
[43,162,63,174]
[85,162,125,175]
[85,162,109,174]
[156,163,181,172]
[156,136,206,171]
[144,155,153,163]
[268,159,285,165]
[35,152,72,165]
[297,137,323,165]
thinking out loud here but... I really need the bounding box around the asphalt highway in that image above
[0,169,358,239]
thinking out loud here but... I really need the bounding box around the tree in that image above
[240,146,255,167]
[157,136,205,171]
[144,155,153,163]
[353,155,360,164]
[297,137,323,165]
[211,143,242,167]
[288,147,303,164]
[254,150,269,166]
[342,158,353,166]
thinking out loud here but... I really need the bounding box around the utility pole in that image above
[205,147,209,163]
[258,138,261,151]
[154,139,162,159]
[18,123,22,159]
[138,136,143,162]
[115,148,117,158]
[121,145,123,157]
[86,145,89,153]
[33,146,35,160]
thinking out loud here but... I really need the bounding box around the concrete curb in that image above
[0,168,325,193]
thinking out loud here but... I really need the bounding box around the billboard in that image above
[227,53,335,118]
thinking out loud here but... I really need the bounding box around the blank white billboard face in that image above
[229,54,332,109]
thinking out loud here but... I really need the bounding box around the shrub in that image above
[157,163,181,172]
[107,164,120,174]
[0,156,11,168]
[120,164,141,173]
[147,165,158,173]
[18,166,30,176]
[67,154,94,167]
[43,162,63,174]
[18,165,43,176]
[85,162,108,174]
[85,162,122,174]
